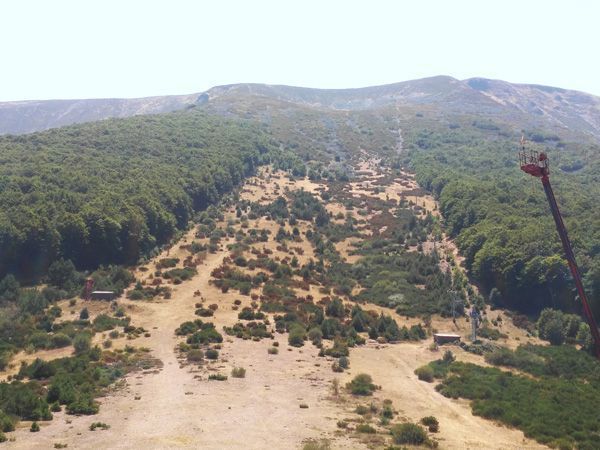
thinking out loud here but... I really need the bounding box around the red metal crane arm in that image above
[541,175,600,358]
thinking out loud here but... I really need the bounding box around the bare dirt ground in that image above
[3,162,548,449]
[346,342,547,450]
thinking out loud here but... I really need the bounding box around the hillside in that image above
[3,76,600,140]
[0,93,199,135]
[0,77,599,449]
[0,111,279,279]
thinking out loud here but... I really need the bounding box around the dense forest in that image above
[0,110,284,280]
[2,96,600,320]
[399,111,600,316]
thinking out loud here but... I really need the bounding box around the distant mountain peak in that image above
[1,76,599,138]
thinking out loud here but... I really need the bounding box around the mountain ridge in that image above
[1,76,600,138]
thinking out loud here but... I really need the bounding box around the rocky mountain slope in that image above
[2,76,600,139]
[0,93,199,135]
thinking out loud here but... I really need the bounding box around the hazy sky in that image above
[1,0,599,101]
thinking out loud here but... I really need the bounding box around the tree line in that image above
[0,110,278,280]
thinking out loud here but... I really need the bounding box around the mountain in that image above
[203,76,600,139]
[0,93,200,135]
[2,76,600,139]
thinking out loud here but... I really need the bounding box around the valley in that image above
[0,76,599,450]
[2,161,547,449]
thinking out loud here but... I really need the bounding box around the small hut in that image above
[433,333,461,345]
[90,290,115,301]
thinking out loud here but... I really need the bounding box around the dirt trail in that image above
[5,233,358,450]
[346,342,547,450]
[4,163,550,450]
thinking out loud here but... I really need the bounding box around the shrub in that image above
[338,356,349,369]
[421,416,439,432]
[89,422,110,431]
[30,421,40,432]
[391,422,428,445]
[205,349,219,360]
[442,350,455,364]
[51,333,72,348]
[208,374,227,381]
[195,308,214,317]
[355,423,376,433]
[187,350,204,362]
[302,439,331,450]
[537,308,568,345]
[66,395,99,415]
[346,373,376,396]
[355,405,369,415]
[308,327,323,346]
[288,324,306,347]
[163,267,197,281]
[415,365,434,382]
[268,347,279,355]
[231,367,246,378]
[93,314,128,332]
[79,307,89,320]
[0,411,14,432]
[157,258,179,269]
[0,432,6,443]
[238,307,264,321]
[478,326,507,341]
[20,358,56,379]
[435,356,600,448]
[73,333,91,354]
[381,403,394,419]
[186,327,223,345]
[322,337,349,358]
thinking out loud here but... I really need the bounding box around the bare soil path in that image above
[4,164,549,450]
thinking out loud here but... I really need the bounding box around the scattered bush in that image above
[390,422,428,445]
[186,327,223,345]
[346,373,376,396]
[231,367,246,378]
[355,423,376,434]
[89,422,110,431]
[302,439,331,450]
[208,374,227,381]
[195,307,214,317]
[478,326,507,341]
[73,333,92,354]
[421,416,439,432]
[157,258,179,269]
[415,365,434,382]
[205,349,219,360]
[187,350,204,362]
[288,324,306,347]
[338,356,349,369]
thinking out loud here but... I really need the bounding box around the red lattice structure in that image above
[83,278,94,301]
[519,139,600,359]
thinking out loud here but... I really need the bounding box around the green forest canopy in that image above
[400,111,600,316]
[0,110,279,280]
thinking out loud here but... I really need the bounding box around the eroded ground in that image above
[2,162,546,450]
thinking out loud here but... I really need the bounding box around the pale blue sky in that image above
[1,0,599,101]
